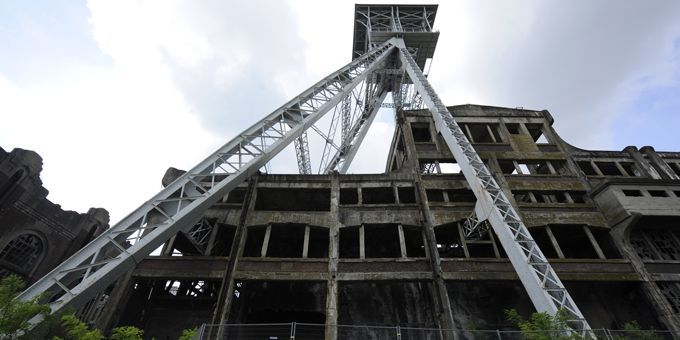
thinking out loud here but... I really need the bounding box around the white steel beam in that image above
[17,39,398,324]
[396,40,592,334]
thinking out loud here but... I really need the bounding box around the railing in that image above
[196,323,679,339]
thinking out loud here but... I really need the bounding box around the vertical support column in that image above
[325,173,341,340]
[398,224,408,258]
[359,224,366,259]
[302,225,310,258]
[624,146,659,179]
[212,177,259,325]
[261,224,272,257]
[401,114,458,337]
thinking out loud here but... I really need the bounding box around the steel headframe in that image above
[20,33,591,336]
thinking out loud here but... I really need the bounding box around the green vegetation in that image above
[0,275,50,340]
[178,327,197,340]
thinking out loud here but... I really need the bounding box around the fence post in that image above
[290,321,296,340]
[396,325,402,340]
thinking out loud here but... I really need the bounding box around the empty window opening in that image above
[411,123,432,143]
[365,224,401,258]
[243,226,267,257]
[569,191,587,203]
[339,227,360,258]
[513,191,533,204]
[674,191,680,198]
[210,224,236,256]
[340,188,358,205]
[0,233,43,275]
[467,243,496,258]
[506,123,521,135]
[426,189,445,202]
[225,188,247,204]
[439,162,461,174]
[362,187,395,204]
[577,161,598,176]
[623,189,643,197]
[403,226,426,257]
[542,191,570,204]
[525,123,546,142]
[420,161,438,174]
[528,227,559,258]
[536,134,550,144]
[518,163,531,174]
[446,189,476,203]
[307,227,330,258]
[267,224,306,258]
[550,225,598,259]
[228,281,327,324]
[649,190,668,198]
[670,163,680,177]
[590,228,622,259]
[595,162,622,176]
[255,188,330,211]
[435,224,465,258]
[619,162,641,177]
[398,187,417,203]
[462,123,503,143]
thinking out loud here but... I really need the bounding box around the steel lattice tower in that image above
[19,4,593,337]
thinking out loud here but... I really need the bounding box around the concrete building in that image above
[93,104,680,338]
[0,147,109,284]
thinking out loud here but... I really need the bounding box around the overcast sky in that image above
[1,0,679,225]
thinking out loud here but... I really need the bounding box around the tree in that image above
[179,327,197,340]
[505,308,583,340]
[109,326,143,340]
[0,275,50,340]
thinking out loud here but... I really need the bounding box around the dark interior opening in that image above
[362,187,395,204]
[243,226,266,257]
[525,123,545,141]
[340,188,359,205]
[365,224,401,258]
[411,123,432,142]
[398,187,417,203]
[590,228,621,259]
[649,190,668,197]
[211,224,236,256]
[267,224,306,258]
[426,189,445,202]
[619,162,640,177]
[255,188,330,211]
[225,188,247,204]
[228,281,326,324]
[307,227,329,258]
[595,162,622,176]
[403,226,426,257]
[466,243,495,258]
[446,189,476,202]
[505,123,521,135]
[550,225,598,258]
[435,224,465,258]
[339,226,360,258]
[577,161,598,176]
[528,227,558,258]
[623,189,643,197]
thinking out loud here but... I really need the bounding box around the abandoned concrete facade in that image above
[94,104,680,339]
[0,147,110,284]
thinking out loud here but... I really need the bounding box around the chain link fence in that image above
[196,323,680,339]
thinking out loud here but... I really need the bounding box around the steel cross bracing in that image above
[17,40,397,322]
[394,40,591,335]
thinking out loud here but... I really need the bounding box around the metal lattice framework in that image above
[17,40,396,322]
[20,5,592,335]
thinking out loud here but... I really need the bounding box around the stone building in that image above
[93,104,680,339]
[0,147,109,284]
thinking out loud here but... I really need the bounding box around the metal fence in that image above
[197,323,680,339]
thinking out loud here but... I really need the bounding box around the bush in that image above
[0,275,50,340]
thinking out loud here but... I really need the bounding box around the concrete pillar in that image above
[398,224,408,258]
[401,116,458,337]
[325,172,341,340]
[359,224,366,259]
[641,146,680,180]
[623,146,660,179]
[213,177,259,325]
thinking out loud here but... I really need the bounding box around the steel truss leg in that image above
[17,39,399,324]
[395,39,592,334]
